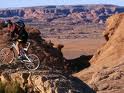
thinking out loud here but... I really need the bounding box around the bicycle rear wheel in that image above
[0,47,15,64]
[24,54,40,70]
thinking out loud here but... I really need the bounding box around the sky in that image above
[0,0,124,8]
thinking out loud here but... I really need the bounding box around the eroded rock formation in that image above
[74,13,124,93]
[90,13,124,69]
[0,70,96,93]
[90,63,124,93]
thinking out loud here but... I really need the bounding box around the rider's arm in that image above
[7,23,14,32]
[11,29,16,38]
[11,24,17,38]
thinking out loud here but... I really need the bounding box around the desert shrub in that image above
[0,22,7,29]
[5,81,24,93]
[0,81,5,93]
[0,81,24,93]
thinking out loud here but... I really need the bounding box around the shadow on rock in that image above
[69,76,96,93]
[64,55,93,74]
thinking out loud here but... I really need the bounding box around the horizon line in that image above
[0,4,123,9]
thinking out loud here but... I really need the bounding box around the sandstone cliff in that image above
[74,13,124,93]
[90,13,124,69]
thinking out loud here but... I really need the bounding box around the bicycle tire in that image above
[24,54,40,70]
[0,47,15,64]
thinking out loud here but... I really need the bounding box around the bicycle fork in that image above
[23,54,32,62]
[20,49,32,63]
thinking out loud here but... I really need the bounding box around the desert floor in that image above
[45,38,106,59]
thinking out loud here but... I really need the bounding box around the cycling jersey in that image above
[11,25,28,43]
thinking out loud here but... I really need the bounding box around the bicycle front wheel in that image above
[24,54,40,70]
[0,47,15,64]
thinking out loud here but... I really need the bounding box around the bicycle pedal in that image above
[17,56,22,60]
[10,48,13,50]
[23,48,27,51]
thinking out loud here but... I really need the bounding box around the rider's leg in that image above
[20,43,26,55]
[15,41,20,55]
[16,41,24,56]
[19,42,28,59]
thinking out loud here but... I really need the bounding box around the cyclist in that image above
[7,19,29,59]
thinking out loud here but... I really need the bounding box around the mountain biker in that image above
[7,19,29,59]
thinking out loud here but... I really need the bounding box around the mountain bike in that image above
[0,40,40,70]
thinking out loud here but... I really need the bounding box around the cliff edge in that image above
[74,13,124,93]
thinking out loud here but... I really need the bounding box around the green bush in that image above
[0,81,5,93]
[0,81,24,93]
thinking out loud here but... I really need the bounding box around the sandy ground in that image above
[44,38,106,59]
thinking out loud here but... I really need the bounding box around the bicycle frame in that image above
[24,42,30,51]
[11,42,16,50]
[11,42,32,62]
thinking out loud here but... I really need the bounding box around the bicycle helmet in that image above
[15,19,25,28]
[1,19,11,27]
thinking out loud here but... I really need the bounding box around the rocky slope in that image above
[90,13,124,69]
[0,26,65,71]
[74,13,124,93]
[0,26,95,93]
[90,62,124,93]
[0,4,124,24]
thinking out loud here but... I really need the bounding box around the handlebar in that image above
[8,38,17,42]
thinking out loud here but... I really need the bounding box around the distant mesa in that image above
[0,4,124,24]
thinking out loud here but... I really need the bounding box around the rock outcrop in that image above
[0,26,65,71]
[74,13,124,93]
[89,62,124,93]
[0,70,96,93]
[0,26,95,93]
[90,13,124,69]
